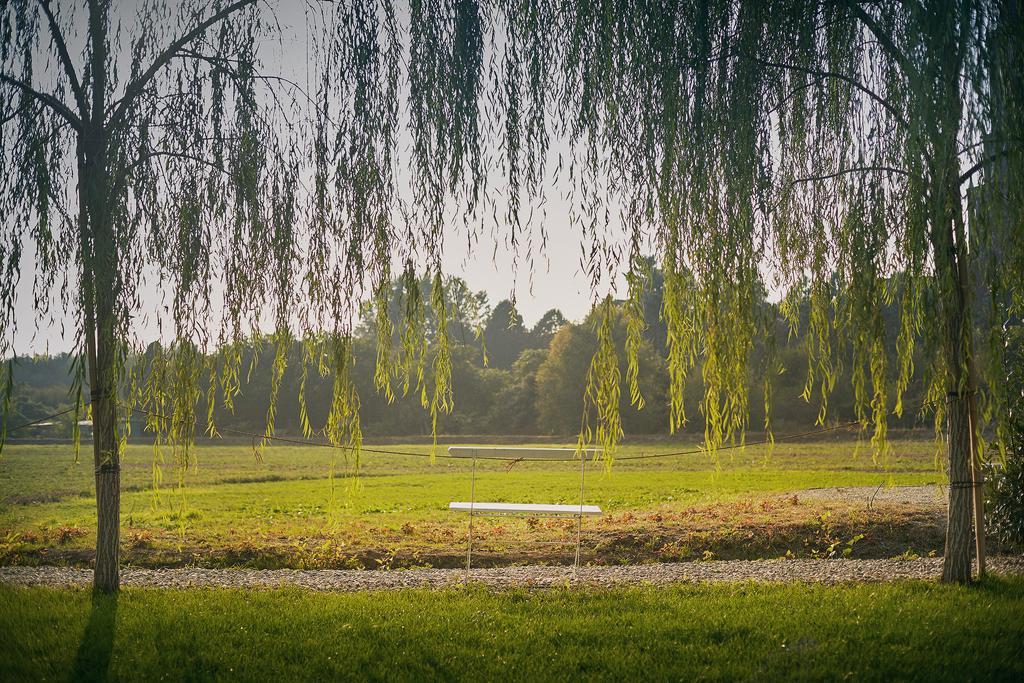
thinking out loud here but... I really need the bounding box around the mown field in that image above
[3,578,1023,681]
[0,437,949,568]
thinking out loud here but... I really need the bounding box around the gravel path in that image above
[3,557,1022,591]
[788,484,947,507]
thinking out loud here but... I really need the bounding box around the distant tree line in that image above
[6,267,940,439]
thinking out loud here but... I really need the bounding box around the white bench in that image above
[448,446,603,573]
[449,502,602,516]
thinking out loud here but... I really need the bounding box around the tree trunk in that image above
[90,287,121,593]
[942,393,973,583]
[92,425,121,592]
[933,196,977,585]
[77,175,121,593]
[969,402,985,576]
[939,177,984,584]
[83,0,120,594]
[84,205,121,593]
[928,17,980,581]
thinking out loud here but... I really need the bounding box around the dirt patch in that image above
[2,499,949,570]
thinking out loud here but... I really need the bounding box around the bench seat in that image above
[448,446,602,460]
[449,502,602,516]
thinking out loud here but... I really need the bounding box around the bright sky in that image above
[13,223,625,356]
[8,2,632,356]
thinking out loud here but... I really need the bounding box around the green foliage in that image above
[1,1,1022,485]
[483,300,528,369]
[987,320,1024,549]
[988,446,1024,550]
[530,309,568,343]
[580,299,625,459]
[537,304,667,438]
[7,269,945,439]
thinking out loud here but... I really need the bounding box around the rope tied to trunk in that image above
[89,388,117,402]
[944,389,978,400]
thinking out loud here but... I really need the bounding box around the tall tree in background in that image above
[531,309,568,345]
[483,300,528,368]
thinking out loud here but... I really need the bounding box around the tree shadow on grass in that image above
[71,591,118,682]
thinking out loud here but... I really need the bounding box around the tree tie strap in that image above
[945,390,977,399]
[89,388,117,402]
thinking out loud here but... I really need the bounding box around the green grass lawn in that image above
[0,438,948,567]
[2,578,1022,681]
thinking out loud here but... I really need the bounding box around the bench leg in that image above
[574,514,582,572]
[466,458,477,579]
[575,451,587,572]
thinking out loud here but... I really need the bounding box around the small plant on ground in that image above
[893,548,921,561]
[987,322,1024,551]
[809,513,865,558]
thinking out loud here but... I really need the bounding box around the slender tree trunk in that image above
[968,393,985,576]
[80,150,121,594]
[80,152,121,593]
[943,393,974,582]
[91,399,121,592]
[936,164,979,582]
[82,0,120,594]
[936,194,977,585]
[943,117,985,582]
[923,5,980,583]
[957,217,986,577]
[89,254,120,593]
[932,179,976,584]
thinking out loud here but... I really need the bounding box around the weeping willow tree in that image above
[2,0,1022,593]
[2,0,423,593]
[527,0,1024,584]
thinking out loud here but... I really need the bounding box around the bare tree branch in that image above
[129,149,239,177]
[107,0,260,128]
[0,73,82,131]
[38,0,88,120]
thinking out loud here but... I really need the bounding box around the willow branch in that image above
[959,148,1016,185]
[957,138,1021,155]
[0,73,82,131]
[113,149,240,197]
[107,0,259,128]
[751,57,908,127]
[0,100,32,126]
[788,165,909,186]
[133,149,237,174]
[844,1,918,82]
[173,48,333,125]
[38,0,88,120]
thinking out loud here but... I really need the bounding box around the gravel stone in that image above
[3,557,1023,592]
